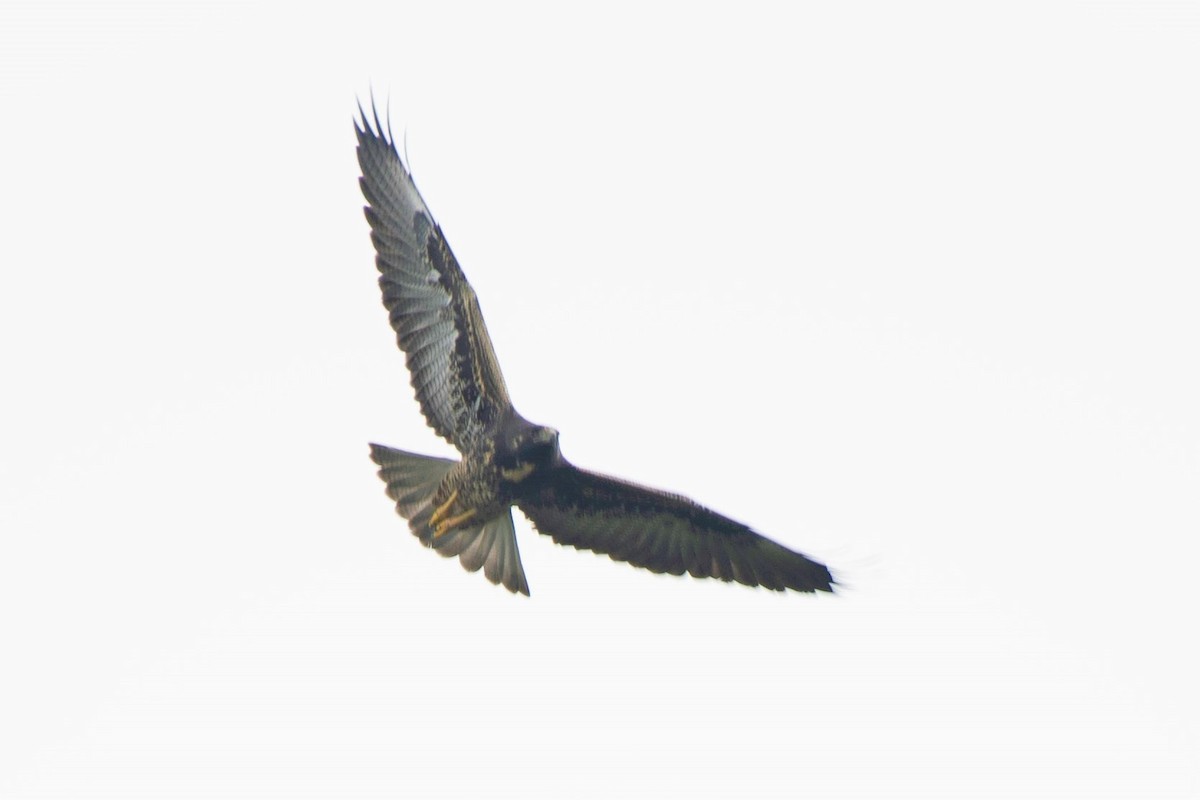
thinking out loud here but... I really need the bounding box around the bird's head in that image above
[518,424,560,464]
[497,420,561,481]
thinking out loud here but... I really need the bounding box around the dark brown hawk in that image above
[356,102,834,596]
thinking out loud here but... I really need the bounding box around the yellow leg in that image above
[428,489,459,527]
[433,508,478,538]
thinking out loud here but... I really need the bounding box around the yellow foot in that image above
[428,489,459,528]
[433,508,478,538]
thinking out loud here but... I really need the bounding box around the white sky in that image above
[2,2,1198,798]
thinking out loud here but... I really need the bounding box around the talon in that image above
[433,508,478,538]
[429,489,459,527]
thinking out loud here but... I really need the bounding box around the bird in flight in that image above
[356,102,834,596]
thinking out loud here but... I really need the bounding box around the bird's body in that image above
[429,412,561,537]
[356,101,834,596]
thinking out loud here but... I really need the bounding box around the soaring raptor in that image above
[357,104,834,596]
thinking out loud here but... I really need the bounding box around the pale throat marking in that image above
[500,462,536,482]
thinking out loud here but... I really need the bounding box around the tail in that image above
[368,443,531,596]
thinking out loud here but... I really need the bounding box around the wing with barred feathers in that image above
[356,102,512,453]
[517,465,834,593]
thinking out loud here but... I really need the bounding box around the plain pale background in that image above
[2,2,1197,797]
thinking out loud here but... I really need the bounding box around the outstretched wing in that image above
[517,466,834,593]
[356,102,512,453]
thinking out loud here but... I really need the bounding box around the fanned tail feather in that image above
[368,444,530,595]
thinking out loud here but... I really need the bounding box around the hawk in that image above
[356,103,834,596]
